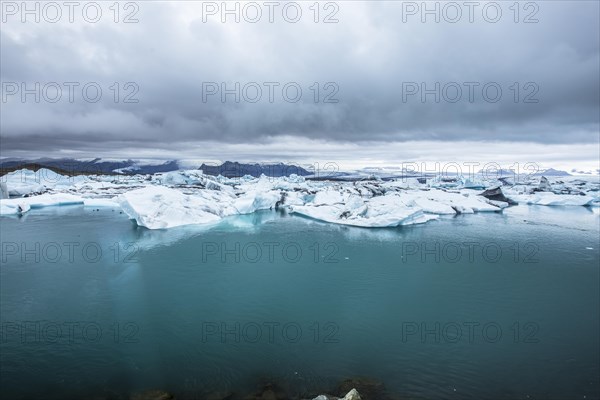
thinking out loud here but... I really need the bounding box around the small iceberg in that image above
[291,193,437,227]
[117,186,228,229]
[0,193,83,215]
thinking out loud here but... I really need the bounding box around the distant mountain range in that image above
[1,158,593,179]
[0,158,180,175]
[477,167,572,177]
[0,158,311,178]
[533,168,571,176]
[198,161,311,177]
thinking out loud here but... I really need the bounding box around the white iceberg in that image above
[117,186,230,229]
[510,192,596,206]
[292,193,437,228]
[1,168,597,229]
[398,191,457,214]
[0,182,8,199]
[415,189,503,213]
[233,190,282,214]
[0,193,83,215]
[1,168,83,196]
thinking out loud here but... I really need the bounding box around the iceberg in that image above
[1,167,597,229]
[1,168,83,196]
[510,192,596,206]
[538,176,552,192]
[0,201,30,215]
[291,193,437,227]
[3,170,46,196]
[414,189,503,213]
[479,187,517,205]
[0,193,83,215]
[0,182,8,199]
[398,191,457,214]
[233,190,282,214]
[117,186,231,229]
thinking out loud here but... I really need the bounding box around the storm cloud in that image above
[1,1,599,167]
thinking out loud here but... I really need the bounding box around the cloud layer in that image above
[1,1,599,167]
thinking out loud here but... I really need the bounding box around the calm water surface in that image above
[1,205,599,399]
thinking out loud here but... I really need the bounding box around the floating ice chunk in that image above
[3,169,46,196]
[3,170,595,227]
[312,189,346,205]
[233,190,282,214]
[282,191,307,207]
[485,199,509,209]
[285,174,306,184]
[399,192,457,214]
[428,176,460,188]
[21,193,83,208]
[2,168,82,196]
[0,193,83,215]
[462,177,487,190]
[538,176,552,192]
[510,193,596,206]
[0,201,30,215]
[410,197,457,214]
[420,190,502,213]
[479,186,517,205]
[117,186,226,229]
[74,180,121,191]
[0,182,8,199]
[160,170,195,185]
[361,194,438,226]
[292,193,437,227]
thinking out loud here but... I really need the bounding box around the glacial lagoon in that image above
[1,205,598,399]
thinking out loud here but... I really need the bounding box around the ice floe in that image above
[0,193,83,215]
[509,192,596,206]
[292,193,438,227]
[117,186,232,229]
[1,168,598,228]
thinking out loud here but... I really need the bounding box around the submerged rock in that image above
[308,389,362,400]
[130,389,174,400]
[336,378,384,400]
[205,391,234,400]
[341,389,361,400]
[244,382,288,400]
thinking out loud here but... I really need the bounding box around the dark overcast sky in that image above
[1,1,599,169]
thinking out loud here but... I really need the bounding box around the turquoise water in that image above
[1,206,599,399]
